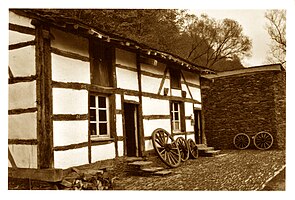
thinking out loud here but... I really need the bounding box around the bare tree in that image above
[183,14,252,68]
[265,10,286,66]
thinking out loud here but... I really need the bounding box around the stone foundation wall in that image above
[201,70,286,150]
[273,71,286,149]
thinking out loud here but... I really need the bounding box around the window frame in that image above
[171,102,181,132]
[89,94,111,139]
[170,101,185,133]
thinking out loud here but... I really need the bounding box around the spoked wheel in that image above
[175,137,190,162]
[233,133,250,149]
[187,139,198,159]
[151,128,181,168]
[253,131,273,150]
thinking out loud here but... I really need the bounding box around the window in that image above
[89,95,110,138]
[170,101,185,132]
[171,102,181,132]
[90,40,114,87]
[170,68,181,89]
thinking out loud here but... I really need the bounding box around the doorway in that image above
[123,103,140,157]
[194,110,202,144]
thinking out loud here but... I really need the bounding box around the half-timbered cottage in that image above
[8,10,214,170]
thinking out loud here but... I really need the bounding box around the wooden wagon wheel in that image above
[175,137,190,162]
[233,133,250,149]
[253,131,273,150]
[187,139,198,159]
[151,128,181,168]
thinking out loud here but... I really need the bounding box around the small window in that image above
[170,68,181,89]
[90,40,114,87]
[89,95,110,138]
[171,101,185,132]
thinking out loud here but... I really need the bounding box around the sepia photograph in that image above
[4,0,294,196]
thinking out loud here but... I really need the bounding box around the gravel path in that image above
[111,150,285,191]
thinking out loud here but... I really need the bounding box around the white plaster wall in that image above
[52,88,88,114]
[116,114,123,137]
[142,97,169,115]
[194,103,202,109]
[185,102,193,116]
[181,83,190,98]
[9,112,37,140]
[171,89,182,97]
[115,48,136,68]
[189,87,201,102]
[9,11,35,28]
[159,79,170,95]
[51,28,89,57]
[91,143,116,163]
[143,119,171,137]
[9,30,35,45]
[9,81,36,110]
[141,75,161,94]
[8,144,37,168]
[54,147,88,169]
[140,62,166,75]
[53,120,88,147]
[124,95,139,103]
[186,120,194,132]
[145,139,154,151]
[118,141,124,157]
[173,135,184,140]
[186,134,195,141]
[182,71,200,85]
[9,45,35,77]
[51,53,90,83]
[116,68,138,91]
[116,94,121,110]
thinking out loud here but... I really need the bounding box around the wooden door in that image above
[124,103,140,157]
[194,110,202,144]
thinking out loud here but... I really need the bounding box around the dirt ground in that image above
[261,167,285,191]
[8,149,285,191]
[111,149,285,190]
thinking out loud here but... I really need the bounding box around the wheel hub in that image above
[164,143,173,151]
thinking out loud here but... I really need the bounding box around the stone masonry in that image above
[201,65,286,150]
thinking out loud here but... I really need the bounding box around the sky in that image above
[191,9,270,67]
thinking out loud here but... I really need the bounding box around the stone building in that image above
[201,64,286,150]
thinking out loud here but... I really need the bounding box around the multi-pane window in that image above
[171,102,181,132]
[89,95,110,138]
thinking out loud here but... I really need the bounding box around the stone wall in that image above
[201,70,286,150]
[273,71,286,149]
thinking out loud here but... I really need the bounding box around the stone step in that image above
[128,161,153,167]
[200,150,221,157]
[197,147,215,151]
[195,144,208,148]
[125,157,144,163]
[141,166,165,173]
[153,169,172,176]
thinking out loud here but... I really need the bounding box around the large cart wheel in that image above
[151,128,181,168]
[233,133,250,149]
[175,137,190,162]
[187,139,198,159]
[253,131,273,150]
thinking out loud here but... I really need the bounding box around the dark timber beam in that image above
[35,23,54,169]
[8,167,63,182]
